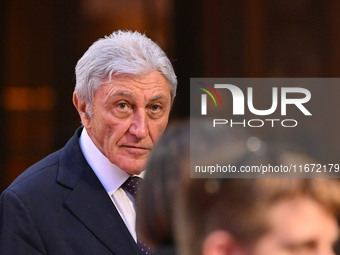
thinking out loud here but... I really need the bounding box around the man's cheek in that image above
[156,122,168,136]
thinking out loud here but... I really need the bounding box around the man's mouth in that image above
[119,145,152,153]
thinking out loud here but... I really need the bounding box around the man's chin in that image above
[117,162,146,176]
[125,168,144,176]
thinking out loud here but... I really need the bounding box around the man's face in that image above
[252,197,339,255]
[80,71,171,175]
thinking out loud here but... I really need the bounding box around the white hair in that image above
[75,30,177,110]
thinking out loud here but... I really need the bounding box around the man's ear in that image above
[73,92,91,127]
[202,230,245,255]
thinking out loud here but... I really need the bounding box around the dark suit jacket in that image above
[0,128,142,255]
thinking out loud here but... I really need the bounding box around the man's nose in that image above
[128,109,149,139]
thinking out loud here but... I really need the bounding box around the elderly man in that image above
[0,31,177,255]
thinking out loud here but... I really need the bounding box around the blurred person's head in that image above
[188,178,340,255]
[137,121,190,250]
[137,121,340,255]
[73,30,177,174]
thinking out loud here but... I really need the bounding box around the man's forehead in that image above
[108,89,168,100]
[104,76,170,92]
[105,70,168,84]
[95,72,171,103]
[94,85,170,107]
[266,197,339,242]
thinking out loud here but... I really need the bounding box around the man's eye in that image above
[115,102,132,115]
[117,102,129,110]
[147,104,165,119]
[150,104,162,112]
[118,103,126,108]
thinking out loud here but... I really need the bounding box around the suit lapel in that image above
[57,128,141,255]
[64,169,140,255]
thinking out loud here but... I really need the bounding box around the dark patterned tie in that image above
[121,177,152,255]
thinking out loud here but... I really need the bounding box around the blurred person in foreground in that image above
[0,30,177,255]
[137,121,340,255]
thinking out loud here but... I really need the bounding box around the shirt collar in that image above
[79,128,132,195]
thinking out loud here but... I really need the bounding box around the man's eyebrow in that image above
[107,91,168,103]
[149,95,167,102]
[283,239,317,251]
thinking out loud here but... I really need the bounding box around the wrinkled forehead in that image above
[101,71,169,86]
[94,71,171,102]
[99,71,172,96]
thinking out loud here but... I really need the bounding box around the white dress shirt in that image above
[79,128,143,242]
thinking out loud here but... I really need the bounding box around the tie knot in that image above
[121,176,142,198]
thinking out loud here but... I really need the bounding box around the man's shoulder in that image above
[3,127,86,198]
[7,149,62,194]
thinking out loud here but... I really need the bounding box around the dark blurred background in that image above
[1,0,340,191]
